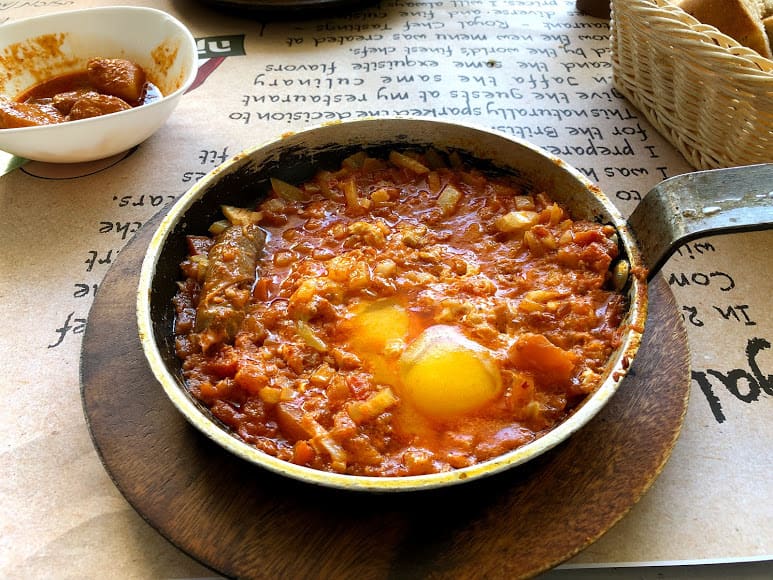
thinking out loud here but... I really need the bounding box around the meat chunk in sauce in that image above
[0,57,156,129]
[86,58,146,104]
[0,98,63,128]
[67,93,132,120]
[51,90,97,115]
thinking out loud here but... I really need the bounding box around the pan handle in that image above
[627,163,773,281]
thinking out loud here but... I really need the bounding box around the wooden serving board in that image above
[81,212,691,579]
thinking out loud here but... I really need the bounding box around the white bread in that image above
[746,0,767,16]
[676,0,773,58]
[752,0,773,16]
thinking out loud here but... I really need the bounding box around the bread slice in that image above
[764,15,773,47]
[754,0,773,16]
[676,0,773,58]
[746,0,768,16]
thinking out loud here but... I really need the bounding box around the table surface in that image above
[1,0,770,578]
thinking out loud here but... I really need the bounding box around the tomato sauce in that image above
[0,58,160,129]
[173,150,627,477]
[18,70,162,107]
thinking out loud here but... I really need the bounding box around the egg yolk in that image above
[399,325,502,420]
[345,303,502,421]
[345,299,409,385]
[347,299,409,354]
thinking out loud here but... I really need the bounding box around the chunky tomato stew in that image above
[173,149,627,477]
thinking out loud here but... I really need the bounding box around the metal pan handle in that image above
[627,163,773,280]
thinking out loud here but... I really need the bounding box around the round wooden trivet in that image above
[81,212,690,580]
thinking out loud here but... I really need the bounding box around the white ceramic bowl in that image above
[0,6,197,163]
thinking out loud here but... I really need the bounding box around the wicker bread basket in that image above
[610,0,773,169]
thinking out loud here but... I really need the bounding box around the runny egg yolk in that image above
[399,325,502,420]
[346,303,502,421]
[345,299,410,385]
